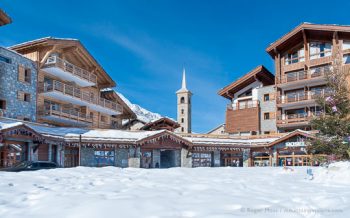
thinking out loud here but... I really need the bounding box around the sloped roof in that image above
[218,65,275,99]
[266,23,350,57]
[0,9,11,26]
[140,117,180,131]
[9,37,116,88]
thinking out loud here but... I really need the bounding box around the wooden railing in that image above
[39,105,93,124]
[39,80,122,113]
[227,100,259,110]
[277,112,322,125]
[277,90,331,104]
[280,65,331,84]
[44,56,97,84]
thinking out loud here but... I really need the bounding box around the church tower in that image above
[176,68,192,133]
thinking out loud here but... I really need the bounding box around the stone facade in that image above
[257,85,277,134]
[0,47,37,121]
[181,148,192,167]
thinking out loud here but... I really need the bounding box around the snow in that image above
[1,165,350,218]
[0,120,23,131]
[117,92,162,123]
[185,136,279,145]
[313,161,350,185]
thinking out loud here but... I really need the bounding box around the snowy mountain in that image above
[117,92,162,123]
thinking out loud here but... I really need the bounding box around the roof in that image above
[266,23,350,57]
[266,129,315,147]
[0,9,11,26]
[206,123,226,134]
[218,65,275,99]
[101,89,137,119]
[185,135,278,147]
[8,37,116,88]
[140,117,180,131]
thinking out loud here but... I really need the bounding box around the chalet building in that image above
[9,37,126,129]
[218,65,277,136]
[267,23,350,132]
[0,47,37,121]
[0,9,11,26]
[140,117,180,131]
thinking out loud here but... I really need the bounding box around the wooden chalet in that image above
[140,117,180,131]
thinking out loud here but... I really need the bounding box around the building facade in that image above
[9,37,125,129]
[267,23,350,132]
[0,47,37,121]
[218,65,277,135]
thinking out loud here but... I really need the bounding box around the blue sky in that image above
[1,0,350,133]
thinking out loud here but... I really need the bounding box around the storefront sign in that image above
[286,141,305,147]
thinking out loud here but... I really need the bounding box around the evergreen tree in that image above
[308,63,350,159]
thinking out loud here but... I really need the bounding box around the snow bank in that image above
[1,167,349,218]
[313,161,350,185]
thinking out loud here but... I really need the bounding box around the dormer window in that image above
[310,42,332,60]
[284,46,305,65]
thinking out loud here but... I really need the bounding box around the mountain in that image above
[117,92,162,123]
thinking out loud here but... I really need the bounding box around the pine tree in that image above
[308,62,350,160]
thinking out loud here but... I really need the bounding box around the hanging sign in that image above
[286,141,305,147]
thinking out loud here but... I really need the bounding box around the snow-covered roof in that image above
[185,136,279,146]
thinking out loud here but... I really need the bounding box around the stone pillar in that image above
[128,146,141,168]
[181,148,192,167]
[80,147,95,167]
[28,142,32,161]
[115,148,129,168]
[243,149,251,167]
[174,149,181,167]
[32,144,38,161]
[152,149,161,168]
[59,145,64,167]
[213,151,221,167]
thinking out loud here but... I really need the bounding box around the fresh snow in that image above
[117,92,162,123]
[1,163,350,218]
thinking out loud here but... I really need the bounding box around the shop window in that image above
[94,150,115,166]
[0,99,6,110]
[343,54,350,65]
[263,94,270,101]
[264,113,270,120]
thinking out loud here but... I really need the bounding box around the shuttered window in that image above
[17,91,31,102]
[18,65,25,82]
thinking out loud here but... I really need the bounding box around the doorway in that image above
[160,150,176,168]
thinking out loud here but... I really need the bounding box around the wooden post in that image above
[78,135,82,166]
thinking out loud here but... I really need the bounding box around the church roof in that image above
[176,68,192,94]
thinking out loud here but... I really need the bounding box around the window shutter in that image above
[18,65,25,82]
[17,91,24,101]
[270,112,276,119]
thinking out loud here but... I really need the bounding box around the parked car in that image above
[0,161,58,172]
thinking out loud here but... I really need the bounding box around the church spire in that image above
[177,67,189,93]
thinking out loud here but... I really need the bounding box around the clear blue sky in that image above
[1,0,350,133]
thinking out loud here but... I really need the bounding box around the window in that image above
[94,150,115,166]
[23,117,30,121]
[0,55,11,63]
[238,89,252,98]
[0,100,6,110]
[24,93,31,102]
[101,115,107,123]
[284,46,305,65]
[89,112,94,119]
[310,42,332,60]
[180,97,185,104]
[343,41,350,50]
[181,109,184,114]
[263,94,270,101]
[264,113,270,120]
[181,118,184,123]
[264,131,270,135]
[343,54,350,65]
[24,68,31,83]
[181,127,184,132]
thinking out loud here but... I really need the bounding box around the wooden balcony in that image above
[39,80,123,115]
[227,100,259,110]
[277,90,331,107]
[276,112,321,128]
[38,105,93,127]
[278,65,330,88]
[43,56,97,87]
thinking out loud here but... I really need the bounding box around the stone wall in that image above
[257,85,277,133]
[213,151,221,167]
[181,148,192,167]
[115,148,129,167]
[0,47,37,121]
[80,147,95,167]
[152,149,160,168]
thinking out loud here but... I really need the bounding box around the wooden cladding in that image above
[17,91,31,102]
[226,107,260,133]
[18,65,31,84]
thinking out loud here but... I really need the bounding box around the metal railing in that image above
[227,100,259,110]
[44,56,97,84]
[39,80,122,112]
[280,65,331,84]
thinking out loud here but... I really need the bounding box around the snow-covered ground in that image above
[1,163,350,218]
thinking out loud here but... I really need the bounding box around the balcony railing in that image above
[44,56,97,84]
[280,65,331,84]
[39,80,122,113]
[277,90,331,104]
[277,112,322,125]
[39,105,93,124]
[227,100,259,110]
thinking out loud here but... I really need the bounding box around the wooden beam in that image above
[39,45,58,68]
